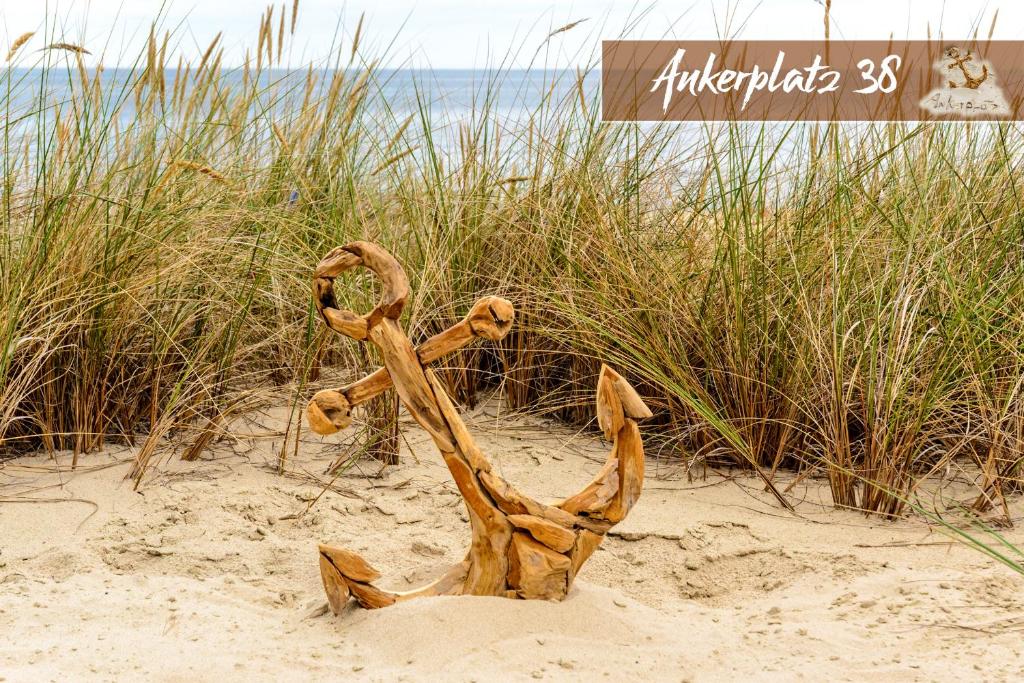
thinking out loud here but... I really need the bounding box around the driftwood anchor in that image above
[306,242,652,609]
[945,47,989,90]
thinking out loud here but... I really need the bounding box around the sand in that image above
[2,400,1024,682]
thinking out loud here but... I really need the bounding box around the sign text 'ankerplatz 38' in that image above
[602,40,1024,121]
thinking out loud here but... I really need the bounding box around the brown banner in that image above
[602,40,1024,121]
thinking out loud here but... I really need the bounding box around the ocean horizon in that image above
[1,66,604,125]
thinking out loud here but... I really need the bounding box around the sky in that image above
[0,1,1019,69]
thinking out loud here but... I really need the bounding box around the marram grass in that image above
[2,7,1024,526]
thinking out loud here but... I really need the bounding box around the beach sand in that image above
[2,399,1023,682]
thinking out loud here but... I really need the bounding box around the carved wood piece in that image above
[310,242,652,609]
[568,530,604,583]
[507,532,572,600]
[312,241,409,340]
[478,470,579,528]
[604,420,644,523]
[369,318,455,452]
[427,369,492,473]
[319,544,381,582]
[507,514,576,553]
[306,389,352,436]
[557,457,619,517]
[319,553,351,613]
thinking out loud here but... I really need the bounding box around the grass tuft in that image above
[1,6,1023,527]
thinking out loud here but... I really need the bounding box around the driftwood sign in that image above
[307,242,651,610]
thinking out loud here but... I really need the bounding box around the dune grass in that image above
[2,5,1024,527]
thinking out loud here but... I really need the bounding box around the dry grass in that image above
[0,4,1023,535]
[6,32,35,62]
[42,42,90,55]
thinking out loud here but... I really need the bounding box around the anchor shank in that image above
[367,317,457,453]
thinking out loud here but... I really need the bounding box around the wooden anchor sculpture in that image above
[306,242,652,610]
[945,46,989,90]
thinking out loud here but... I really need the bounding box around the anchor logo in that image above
[945,46,989,90]
[306,242,652,610]
[919,45,1008,117]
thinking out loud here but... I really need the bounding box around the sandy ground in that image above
[2,400,1024,682]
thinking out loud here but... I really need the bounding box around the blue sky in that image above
[0,1,1017,68]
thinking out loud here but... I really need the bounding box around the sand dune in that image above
[2,405,1023,681]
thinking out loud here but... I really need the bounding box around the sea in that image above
[0,67,603,128]
[0,65,935,185]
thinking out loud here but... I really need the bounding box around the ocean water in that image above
[0,67,602,129]
[0,65,844,189]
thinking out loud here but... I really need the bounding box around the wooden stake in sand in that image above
[308,241,652,610]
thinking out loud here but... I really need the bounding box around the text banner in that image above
[602,40,1024,121]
